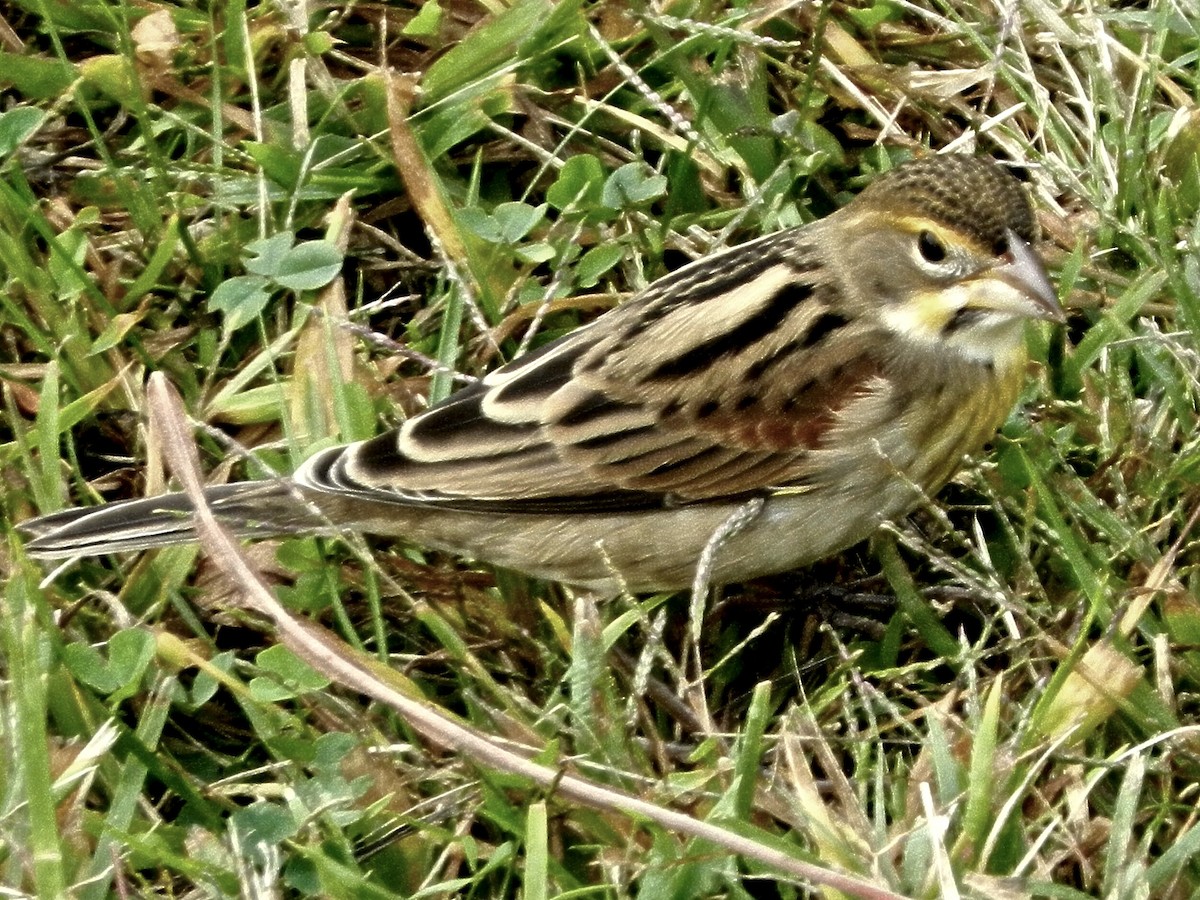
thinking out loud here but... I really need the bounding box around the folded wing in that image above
[303,226,883,513]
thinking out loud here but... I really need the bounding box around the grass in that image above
[1,0,1199,897]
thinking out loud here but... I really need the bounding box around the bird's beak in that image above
[987,228,1064,323]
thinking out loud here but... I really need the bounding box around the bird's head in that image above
[833,155,1063,365]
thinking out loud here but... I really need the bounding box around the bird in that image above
[21,154,1062,594]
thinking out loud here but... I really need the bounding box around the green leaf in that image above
[120,215,181,309]
[311,733,360,776]
[403,0,442,36]
[574,243,624,288]
[221,0,250,76]
[523,802,548,900]
[961,675,1004,864]
[846,0,904,29]
[230,802,299,849]
[208,275,272,332]
[875,535,959,659]
[730,682,772,818]
[547,154,605,211]
[0,107,45,159]
[515,242,555,264]
[457,206,503,243]
[90,311,145,354]
[47,227,88,300]
[1064,270,1166,395]
[492,201,546,243]
[0,52,76,100]
[78,54,140,106]
[242,141,302,190]
[244,231,296,278]
[273,240,344,291]
[11,0,114,32]
[1147,819,1200,888]
[184,652,234,709]
[249,645,331,701]
[419,101,497,160]
[62,629,156,696]
[601,162,668,210]
[303,31,334,55]
[421,0,579,103]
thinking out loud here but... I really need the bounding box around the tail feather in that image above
[21,481,325,559]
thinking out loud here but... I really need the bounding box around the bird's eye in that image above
[917,230,947,263]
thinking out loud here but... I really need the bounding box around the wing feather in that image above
[297,220,887,512]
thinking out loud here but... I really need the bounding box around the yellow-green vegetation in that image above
[1,1,1199,897]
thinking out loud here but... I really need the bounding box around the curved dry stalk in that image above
[146,371,906,900]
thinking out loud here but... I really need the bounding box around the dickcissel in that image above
[23,154,1062,593]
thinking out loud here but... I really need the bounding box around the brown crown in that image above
[859,155,1039,253]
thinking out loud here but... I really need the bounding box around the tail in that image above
[20,481,329,559]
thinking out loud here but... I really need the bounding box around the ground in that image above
[1,2,1199,897]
